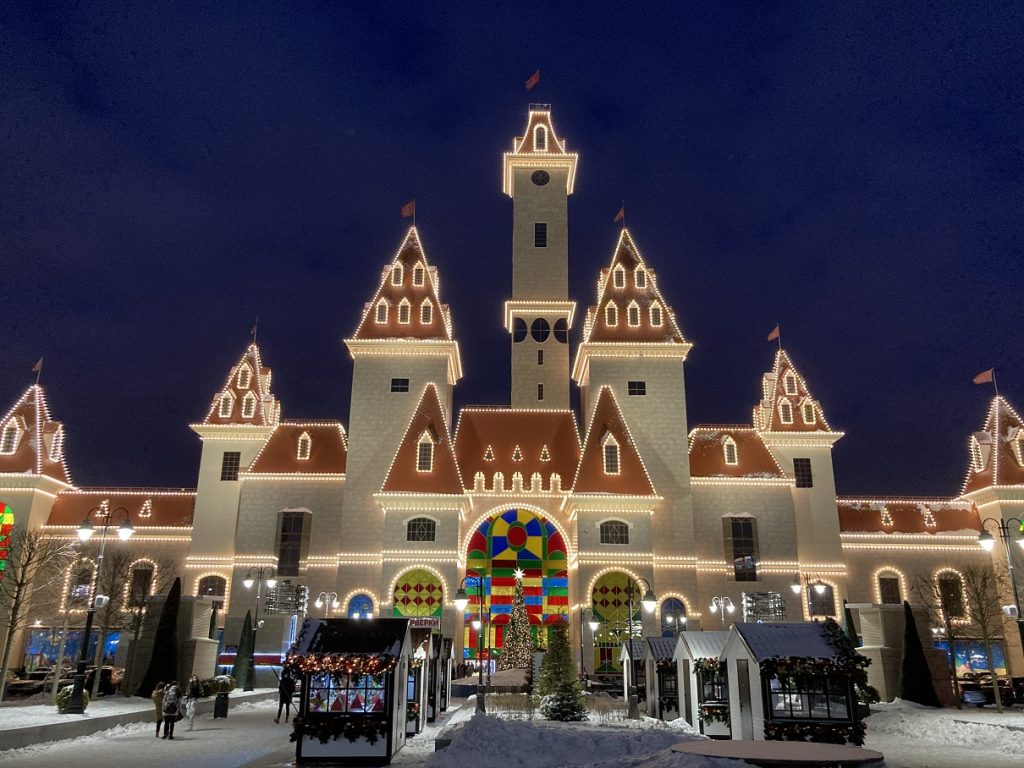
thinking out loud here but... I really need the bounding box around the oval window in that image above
[553,318,568,343]
[531,318,550,342]
[513,318,528,343]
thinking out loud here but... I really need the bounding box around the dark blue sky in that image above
[2,2,1022,495]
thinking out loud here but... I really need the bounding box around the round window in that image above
[531,170,550,186]
[513,318,528,343]
[530,318,550,342]
[553,318,568,343]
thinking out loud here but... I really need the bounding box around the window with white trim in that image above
[297,431,312,460]
[599,520,629,545]
[938,571,965,618]
[783,372,798,396]
[241,391,257,419]
[1012,431,1024,466]
[218,392,233,418]
[779,399,793,424]
[237,364,252,390]
[649,302,663,327]
[0,421,18,455]
[49,426,64,461]
[602,433,620,474]
[534,124,547,151]
[635,268,647,289]
[375,300,389,324]
[398,299,411,324]
[391,264,403,286]
[627,301,640,327]
[420,299,433,324]
[407,517,436,542]
[723,517,759,581]
[808,583,836,616]
[605,303,618,326]
[197,575,226,610]
[802,401,816,424]
[68,562,95,609]
[723,436,738,466]
[613,267,625,289]
[877,573,901,604]
[127,561,155,608]
[417,432,434,472]
[970,436,985,471]
[413,264,425,286]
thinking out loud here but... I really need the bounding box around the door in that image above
[682,660,693,725]
[736,658,754,739]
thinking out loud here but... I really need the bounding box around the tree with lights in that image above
[500,569,533,670]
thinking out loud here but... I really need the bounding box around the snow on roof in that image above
[646,636,676,661]
[675,631,729,660]
[733,622,838,661]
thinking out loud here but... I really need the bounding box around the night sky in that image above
[2,2,1022,496]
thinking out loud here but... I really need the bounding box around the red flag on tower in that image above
[614,206,625,224]
[401,200,416,219]
[973,368,994,385]
[31,357,43,373]
[767,324,781,342]
[525,70,540,91]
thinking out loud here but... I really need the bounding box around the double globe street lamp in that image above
[454,575,488,713]
[314,591,340,617]
[578,606,600,677]
[624,577,657,718]
[708,596,735,629]
[65,506,135,714]
[241,566,277,692]
[978,517,1024,649]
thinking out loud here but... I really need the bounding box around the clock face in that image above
[531,170,550,186]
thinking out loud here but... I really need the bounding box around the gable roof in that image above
[201,343,280,427]
[961,396,1024,494]
[293,617,409,656]
[0,384,72,484]
[753,349,834,433]
[674,631,729,661]
[247,422,347,475]
[453,408,579,492]
[731,622,839,661]
[837,497,982,534]
[573,387,656,496]
[581,228,687,345]
[46,488,195,528]
[688,427,787,479]
[380,383,463,494]
[351,227,454,342]
[502,105,578,196]
[646,636,676,662]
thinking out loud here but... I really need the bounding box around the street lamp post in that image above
[624,577,657,719]
[65,506,135,714]
[978,517,1024,651]
[241,566,277,692]
[578,606,600,678]
[314,591,340,618]
[454,575,488,714]
[708,596,735,630]
[663,607,687,638]
[789,575,828,617]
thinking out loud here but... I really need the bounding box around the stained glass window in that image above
[0,503,13,583]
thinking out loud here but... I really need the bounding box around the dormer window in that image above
[635,268,647,289]
[218,391,234,418]
[802,401,816,425]
[1012,431,1024,467]
[602,433,620,475]
[649,302,663,327]
[0,420,19,455]
[49,426,64,461]
[375,300,389,324]
[297,431,312,460]
[783,372,798,396]
[236,366,252,391]
[605,302,618,326]
[723,436,738,466]
[391,264,403,286]
[398,299,411,324]
[613,267,625,289]
[627,301,641,327]
[534,124,547,151]
[413,264,425,286]
[779,399,794,424]
[420,299,433,324]
[970,436,985,472]
[417,432,435,472]
[241,391,257,419]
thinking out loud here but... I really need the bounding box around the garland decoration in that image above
[698,702,730,725]
[406,701,420,722]
[692,657,724,679]
[764,721,867,746]
[290,715,389,745]
[757,619,870,689]
[285,652,399,676]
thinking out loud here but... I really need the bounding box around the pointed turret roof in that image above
[573,386,655,496]
[351,227,454,342]
[753,349,835,434]
[200,343,280,427]
[380,383,463,494]
[0,384,73,484]
[581,228,688,346]
[961,395,1024,495]
[503,104,579,195]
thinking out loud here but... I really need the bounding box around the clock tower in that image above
[503,105,578,409]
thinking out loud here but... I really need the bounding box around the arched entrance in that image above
[463,507,568,660]
[591,571,642,673]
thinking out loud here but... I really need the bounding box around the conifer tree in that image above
[136,577,181,697]
[899,601,941,707]
[538,619,587,721]
[500,570,533,670]
[232,610,255,691]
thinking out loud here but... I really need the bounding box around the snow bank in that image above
[867,703,1024,756]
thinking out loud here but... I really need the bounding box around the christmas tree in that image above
[538,619,587,721]
[500,569,533,670]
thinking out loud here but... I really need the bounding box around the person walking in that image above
[151,682,166,738]
[185,675,202,731]
[275,671,296,724]
[162,683,182,739]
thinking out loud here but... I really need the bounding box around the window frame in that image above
[635,268,647,289]
[412,264,425,286]
[297,431,312,461]
[627,380,646,396]
[602,434,621,475]
[723,436,739,466]
[534,222,548,248]
[605,302,618,326]
[391,263,403,286]
[375,299,389,324]
[416,434,434,472]
[649,302,663,327]
[627,301,641,327]
[406,517,437,542]
[793,458,813,488]
[390,378,410,393]
[241,391,257,419]
[220,451,242,481]
[723,516,759,582]
[0,421,18,455]
[237,364,252,390]
[779,399,794,424]
[397,299,411,324]
[420,299,433,324]
[599,519,630,545]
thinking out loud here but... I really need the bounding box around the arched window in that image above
[627,301,641,327]
[218,392,234,418]
[197,575,227,610]
[398,299,411,324]
[613,267,625,289]
[783,372,798,396]
[407,517,436,542]
[937,571,965,618]
[649,302,663,327]
[68,562,95,609]
[0,421,18,455]
[391,263,403,286]
[605,302,618,326]
[417,431,435,472]
[635,268,647,289]
[241,391,257,419]
[534,124,547,151]
[807,583,836,617]
[599,519,629,544]
[347,593,374,619]
[802,401,816,424]
[420,299,433,324]
[412,263,425,286]
[602,433,620,475]
[876,570,902,604]
[237,364,252,390]
[297,431,312,460]
[779,399,793,424]
[127,561,155,608]
[660,598,686,636]
[375,300,389,324]
[723,436,738,466]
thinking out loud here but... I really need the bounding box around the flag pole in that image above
[621,200,625,229]
[993,368,1000,397]
[34,359,43,386]
[251,318,259,345]
[777,324,782,350]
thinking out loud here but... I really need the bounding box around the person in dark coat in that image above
[162,684,182,739]
[275,672,296,723]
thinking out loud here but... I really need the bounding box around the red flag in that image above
[401,200,416,219]
[525,70,540,91]
[767,325,781,342]
[614,206,625,224]
[973,368,994,385]
[31,357,43,373]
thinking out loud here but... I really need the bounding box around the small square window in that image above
[220,451,241,481]
[534,222,547,248]
[794,458,813,488]
[627,381,646,396]
[391,378,410,393]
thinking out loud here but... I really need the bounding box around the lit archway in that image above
[591,571,642,673]
[392,568,444,620]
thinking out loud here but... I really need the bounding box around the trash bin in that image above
[213,691,229,719]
